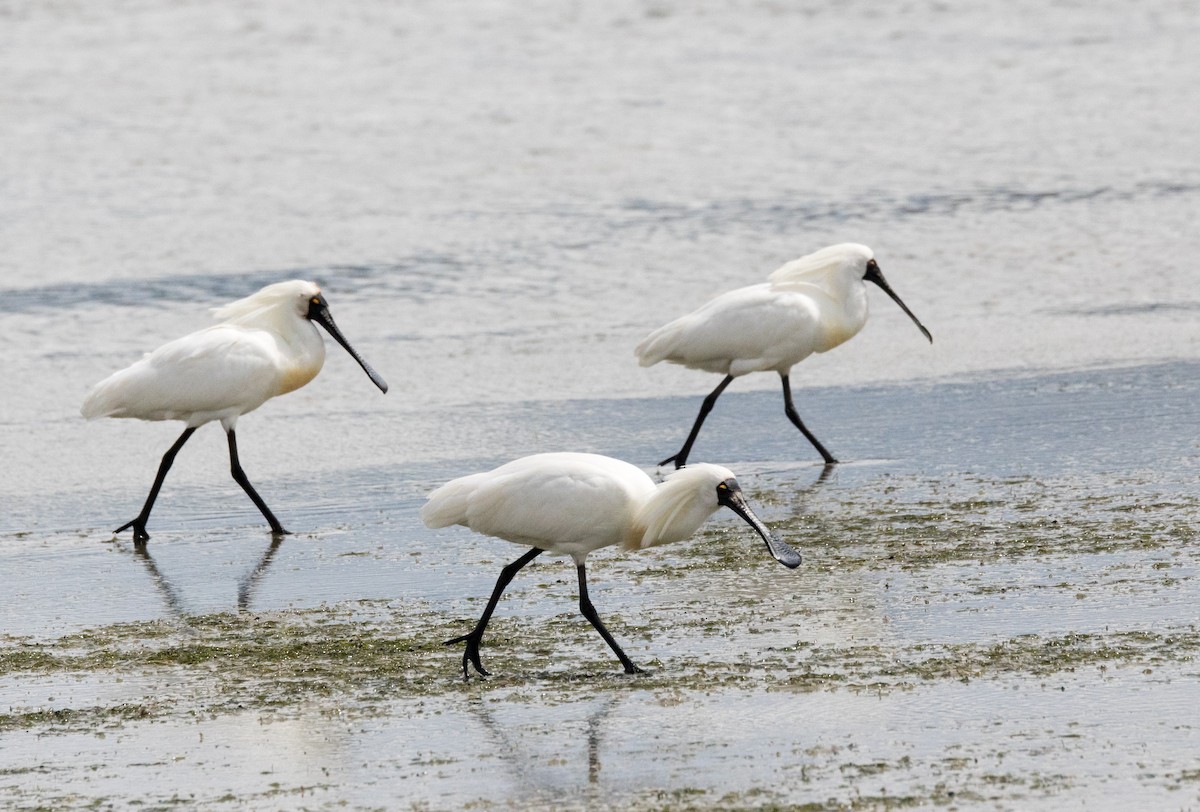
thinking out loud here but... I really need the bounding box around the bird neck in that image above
[627,480,715,551]
[825,280,870,350]
[776,275,869,352]
[275,321,326,394]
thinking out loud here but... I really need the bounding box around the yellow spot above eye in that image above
[717,483,728,490]
[311,297,321,304]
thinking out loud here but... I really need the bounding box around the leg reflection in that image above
[238,536,285,610]
[128,543,187,618]
[465,693,621,800]
[121,536,286,616]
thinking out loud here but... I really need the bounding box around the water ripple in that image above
[2,253,469,314]
[1045,301,1200,317]
[611,179,1200,235]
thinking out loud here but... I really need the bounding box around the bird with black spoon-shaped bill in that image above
[422,452,802,679]
[637,243,932,468]
[81,280,388,542]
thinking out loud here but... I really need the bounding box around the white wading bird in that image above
[421,452,802,679]
[636,243,932,468]
[81,280,388,542]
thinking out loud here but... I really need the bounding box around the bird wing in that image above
[635,284,822,376]
[422,453,653,555]
[81,325,283,423]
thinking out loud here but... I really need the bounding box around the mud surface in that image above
[3,0,1199,808]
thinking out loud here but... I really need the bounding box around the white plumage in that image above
[423,453,654,558]
[83,322,293,427]
[82,280,388,542]
[637,243,931,467]
[423,452,801,678]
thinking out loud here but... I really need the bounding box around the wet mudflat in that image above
[4,0,1200,808]
[3,363,1200,810]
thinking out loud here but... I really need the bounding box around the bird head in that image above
[212,280,323,324]
[768,244,932,344]
[635,464,801,569]
[767,243,876,288]
[860,257,933,343]
[302,286,390,394]
[714,475,802,568]
[212,281,388,393]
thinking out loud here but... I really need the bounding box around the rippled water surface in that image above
[2,0,1199,809]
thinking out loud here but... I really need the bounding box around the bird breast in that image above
[271,321,327,396]
[276,359,322,395]
[782,281,869,355]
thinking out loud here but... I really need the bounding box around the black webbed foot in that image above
[115,518,150,543]
[445,632,489,681]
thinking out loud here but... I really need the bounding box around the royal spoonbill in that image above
[421,452,801,679]
[81,280,388,542]
[636,243,931,467]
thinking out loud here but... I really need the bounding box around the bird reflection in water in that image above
[466,693,620,802]
[237,536,284,611]
[123,537,286,617]
[128,543,187,618]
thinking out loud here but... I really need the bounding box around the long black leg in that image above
[116,426,197,543]
[226,428,288,535]
[781,374,838,464]
[577,562,643,675]
[446,547,544,680]
[659,374,735,469]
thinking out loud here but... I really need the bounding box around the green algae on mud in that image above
[755,472,1200,573]
[3,599,1198,736]
[4,468,1200,810]
[4,470,1199,737]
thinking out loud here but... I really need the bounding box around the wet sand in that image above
[3,0,1200,807]
[3,362,1199,809]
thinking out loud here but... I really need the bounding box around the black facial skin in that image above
[716,478,802,568]
[862,259,933,344]
[306,294,389,393]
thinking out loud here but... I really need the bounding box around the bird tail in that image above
[80,371,128,420]
[634,319,686,368]
[419,473,486,528]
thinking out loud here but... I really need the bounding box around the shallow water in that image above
[3,0,1200,809]
[5,671,1199,811]
[3,362,1199,639]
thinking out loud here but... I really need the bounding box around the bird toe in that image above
[115,519,150,543]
